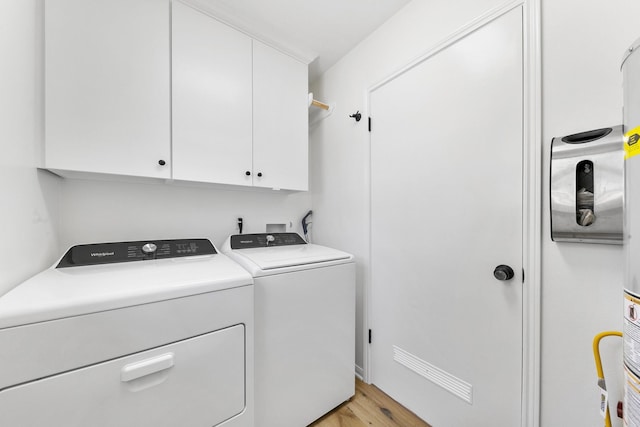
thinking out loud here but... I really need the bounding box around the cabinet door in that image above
[253,41,309,191]
[172,1,253,186]
[45,0,171,179]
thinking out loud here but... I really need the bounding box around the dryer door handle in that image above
[121,353,175,382]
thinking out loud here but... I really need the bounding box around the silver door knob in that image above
[493,265,514,281]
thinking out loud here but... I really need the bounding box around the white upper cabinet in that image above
[45,0,171,179]
[171,1,253,186]
[44,0,309,190]
[253,41,309,191]
[172,3,308,191]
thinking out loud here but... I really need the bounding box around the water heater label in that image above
[624,292,640,377]
[625,365,640,427]
[625,126,640,160]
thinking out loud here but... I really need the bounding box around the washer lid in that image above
[0,253,253,329]
[228,244,353,273]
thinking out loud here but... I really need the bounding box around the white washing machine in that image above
[221,233,355,427]
[0,238,254,427]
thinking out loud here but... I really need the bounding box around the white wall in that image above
[58,179,310,253]
[0,0,60,296]
[311,0,640,425]
[541,1,640,426]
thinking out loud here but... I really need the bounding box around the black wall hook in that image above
[349,111,362,122]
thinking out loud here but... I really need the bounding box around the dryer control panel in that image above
[230,233,306,249]
[57,239,216,268]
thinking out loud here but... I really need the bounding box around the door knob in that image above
[493,265,514,281]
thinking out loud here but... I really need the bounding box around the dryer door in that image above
[0,324,246,427]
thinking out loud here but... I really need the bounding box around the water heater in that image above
[622,38,640,427]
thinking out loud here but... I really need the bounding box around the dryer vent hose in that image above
[302,210,313,242]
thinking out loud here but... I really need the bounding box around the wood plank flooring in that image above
[309,378,432,427]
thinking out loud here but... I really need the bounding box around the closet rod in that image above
[311,99,330,110]
[308,93,330,110]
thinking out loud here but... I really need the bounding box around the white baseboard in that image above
[355,364,364,381]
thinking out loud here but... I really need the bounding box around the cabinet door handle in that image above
[121,353,174,382]
[158,160,166,166]
[245,171,251,176]
[257,172,263,177]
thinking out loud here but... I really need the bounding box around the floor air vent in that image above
[393,345,473,404]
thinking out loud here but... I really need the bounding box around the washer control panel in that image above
[57,239,216,268]
[230,233,306,249]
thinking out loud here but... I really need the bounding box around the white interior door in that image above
[370,8,523,427]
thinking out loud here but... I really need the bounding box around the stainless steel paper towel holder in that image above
[550,125,624,244]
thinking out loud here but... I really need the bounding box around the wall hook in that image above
[349,111,362,122]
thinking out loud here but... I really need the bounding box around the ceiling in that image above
[187,0,412,82]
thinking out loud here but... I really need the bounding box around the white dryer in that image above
[221,233,355,427]
[0,238,254,427]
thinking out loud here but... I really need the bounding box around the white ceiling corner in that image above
[180,0,412,82]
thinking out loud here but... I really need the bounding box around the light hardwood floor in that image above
[309,379,432,427]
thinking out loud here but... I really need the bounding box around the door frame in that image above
[361,2,542,427]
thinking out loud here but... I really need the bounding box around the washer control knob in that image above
[493,265,514,281]
[266,235,275,246]
[142,243,157,254]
